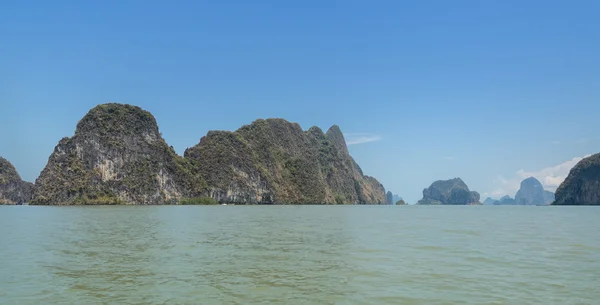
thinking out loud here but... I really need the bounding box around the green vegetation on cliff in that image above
[184,119,387,204]
[179,196,219,205]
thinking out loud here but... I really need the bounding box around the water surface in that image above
[1,205,599,304]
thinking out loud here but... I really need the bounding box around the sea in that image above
[1,205,598,304]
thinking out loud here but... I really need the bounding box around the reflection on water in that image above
[1,205,600,304]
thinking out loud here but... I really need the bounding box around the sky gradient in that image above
[2,0,599,203]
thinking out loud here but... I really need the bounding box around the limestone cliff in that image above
[0,157,33,205]
[514,177,552,205]
[32,103,203,205]
[553,153,600,205]
[184,119,386,204]
[417,178,481,205]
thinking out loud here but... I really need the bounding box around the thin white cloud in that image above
[344,133,382,145]
[551,141,561,145]
[488,155,591,198]
[576,138,588,144]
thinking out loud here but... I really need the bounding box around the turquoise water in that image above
[1,205,599,304]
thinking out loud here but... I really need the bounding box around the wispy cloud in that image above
[442,156,456,161]
[551,141,561,145]
[488,155,591,198]
[575,138,588,144]
[345,133,382,145]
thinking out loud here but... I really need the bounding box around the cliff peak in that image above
[0,156,22,183]
[0,157,33,205]
[75,103,159,137]
[325,125,349,156]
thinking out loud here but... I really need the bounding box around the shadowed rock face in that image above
[0,157,33,205]
[553,153,600,205]
[32,103,203,205]
[515,177,549,205]
[417,178,481,205]
[184,119,387,204]
[386,191,393,205]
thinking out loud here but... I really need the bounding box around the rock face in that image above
[515,177,551,205]
[417,178,481,205]
[32,103,203,205]
[184,119,386,204]
[386,191,394,205]
[553,153,600,205]
[495,195,516,205]
[0,157,33,205]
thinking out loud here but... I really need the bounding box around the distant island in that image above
[416,178,482,205]
[386,191,403,205]
[2,103,386,205]
[484,177,555,206]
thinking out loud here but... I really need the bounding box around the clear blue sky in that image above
[2,0,599,203]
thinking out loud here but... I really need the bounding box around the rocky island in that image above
[417,178,481,205]
[553,153,600,205]
[514,177,554,205]
[31,103,386,205]
[32,104,202,205]
[0,157,33,205]
[184,119,386,204]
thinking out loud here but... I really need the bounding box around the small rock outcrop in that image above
[184,119,387,204]
[32,103,203,205]
[495,195,516,205]
[417,178,481,205]
[0,157,33,205]
[515,177,553,205]
[483,197,498,205]
[386,191,394,205]
[553,153,600,205]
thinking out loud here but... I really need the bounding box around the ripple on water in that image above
[1,205,600,304]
